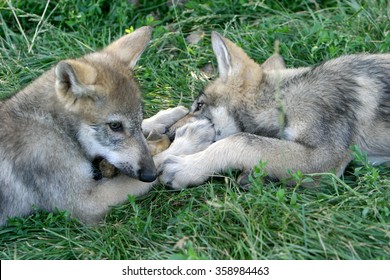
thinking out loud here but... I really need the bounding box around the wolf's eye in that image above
[108,122,123,132]
[195,102,204,111]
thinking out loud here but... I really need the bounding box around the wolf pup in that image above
[159,32,390,189]
[0,26,186,226]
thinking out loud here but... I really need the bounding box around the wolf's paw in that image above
[236,170,253,190]
[146,130,171,156]
[99,159,119,178]
[158,154,209,189]
[154,119,216,167]
[142,106,189,136]
[170,119,216,155]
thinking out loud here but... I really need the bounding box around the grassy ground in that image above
[0,0,389,259]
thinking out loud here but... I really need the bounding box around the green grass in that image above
[0,0,389,260]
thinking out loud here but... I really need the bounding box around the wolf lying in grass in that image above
[159,32,390,189]
[0,26,210,226]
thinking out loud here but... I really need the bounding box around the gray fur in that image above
[0,27,186,226]
[159,33,390,189]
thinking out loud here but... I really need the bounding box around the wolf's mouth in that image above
[92,157,104,180]
[91,157,120,180]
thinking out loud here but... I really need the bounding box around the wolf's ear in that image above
[262,54,286,71]
[211,32,261,83]
[211,32,232,81]
[103,26,152,69]
[55,60,97,104]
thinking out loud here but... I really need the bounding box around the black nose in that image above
[138,169,157,182]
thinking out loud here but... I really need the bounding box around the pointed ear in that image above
[211,32,232,81]
[103,26,152,69]
[211,32,261,83]
[262,54,286,71]
[55,60,97,105]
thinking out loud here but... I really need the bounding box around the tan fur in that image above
[99,159,119,178]
[146,130,171,156]
[0,27,188,226]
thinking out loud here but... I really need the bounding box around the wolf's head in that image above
[54,26,156,182]
[183,32,286,141]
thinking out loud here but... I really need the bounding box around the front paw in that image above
[158,154,209,189]
[92,158,119,179]
[99,159,119,178]
[146,129,171,156]
[142,106,189,136]
[171,119,216,155]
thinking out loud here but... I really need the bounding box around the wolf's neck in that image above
[235,67,312,138]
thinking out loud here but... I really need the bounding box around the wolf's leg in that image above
[142,106,189,136]
[74,176,154,224]
[154,119,216,167]
[159,132,352,189]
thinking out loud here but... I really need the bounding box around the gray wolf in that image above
[159,32,390,189]
[0,26,189,226]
